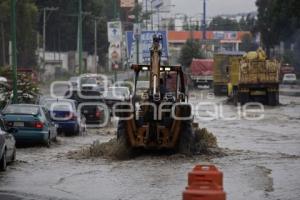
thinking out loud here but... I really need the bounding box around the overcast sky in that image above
[171,0,257,17]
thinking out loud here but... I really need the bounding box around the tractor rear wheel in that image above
[268,91,279,106]
[114,121,133,159]
[0,150,7,171]
[177,121,195,155]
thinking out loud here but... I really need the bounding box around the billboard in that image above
[126,31,169,63]
[213,31,238,40]
[109,42,121,63]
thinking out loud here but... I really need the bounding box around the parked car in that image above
[0,117,16,171]
[0,76,8,83]
[1,104,57,147]
[65,89,106,125]
[282,73,297,84]
[42,98,85,135]
[79,74,113,93]
[80,77,99,91]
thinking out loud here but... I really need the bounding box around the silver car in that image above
[0,117,16,171]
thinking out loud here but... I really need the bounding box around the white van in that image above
[283,73,297,84]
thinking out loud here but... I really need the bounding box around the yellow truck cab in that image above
[213,52,244,96]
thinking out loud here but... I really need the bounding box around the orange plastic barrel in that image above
[188,165,223,188]
[183,189,226,200]
[183,182,226,200]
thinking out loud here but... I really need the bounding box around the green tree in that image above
[240,33,259,52]
[35,0,117,68]
[292,30,300,71]
[17,1,38,67]
[179,39,205,67]
[0,0,10,66]
[255,0,300,54]
[0,0,37,67]
[208,16,240,31]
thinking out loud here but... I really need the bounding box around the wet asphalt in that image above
[0,89,299,200]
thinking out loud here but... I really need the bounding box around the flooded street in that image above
[0,93,300,200]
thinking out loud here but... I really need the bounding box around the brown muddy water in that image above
[0,93,299,200]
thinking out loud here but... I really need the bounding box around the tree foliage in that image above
[35,0,116,66]
[179,39,205,67]
[0,0,123,68]
[255,0,300,51]
[0,0,38,67]
[240,33,259,52]
[208,16,240,31]
[207,15,256,32]
[0,67,40,108]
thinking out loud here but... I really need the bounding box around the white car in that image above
[80,77,98,91]
[0,77,7,83]
[283,73,297,84]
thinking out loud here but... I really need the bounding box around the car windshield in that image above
[136,81,149,89]
[81,78,97,84]
[44,100,75,111]
[104,90,123,98]
[108,87,129,96]
[70,77,78,82]
[285,74,296,78]
[3,105,39,115]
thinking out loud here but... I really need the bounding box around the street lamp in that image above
[11,0,17,103]
[42,7,59,74]
[92,17,101,73]
[202,0,207,39]
[150,1,174,30]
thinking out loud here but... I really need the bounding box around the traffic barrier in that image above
[183,182,226,200]
[183,164,226,200]
[188,165,223,188]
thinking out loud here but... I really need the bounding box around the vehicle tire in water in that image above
[238,91,249,105]
[268,91,279,106]
[74,127,80,136]
[45,133,51,147]
[115,121,133,159]
[0,150,7,171]
[11,148,16,162]
[177,121,195,155]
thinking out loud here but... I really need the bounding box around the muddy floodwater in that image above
[0,92,300,200]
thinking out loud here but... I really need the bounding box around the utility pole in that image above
[94,18,98,73]
[135,0,139,64]
[11,0,17,103]
[113,0,118,82]
[78,0,83,75]
[1,22,6,66]
[43,8,58,69]
[145,0,148,29]
[157,7,160,30]
[151,0,154,30]
[43,8,46,72]
[202,0,207,40]
[43,7,58,73]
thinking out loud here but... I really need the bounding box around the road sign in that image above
[120,0,135,8]
[126,31,169,63]
[152,0,163,8]
[107,21,122,42]
[133,23,141,38]
[112,63,119,69]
